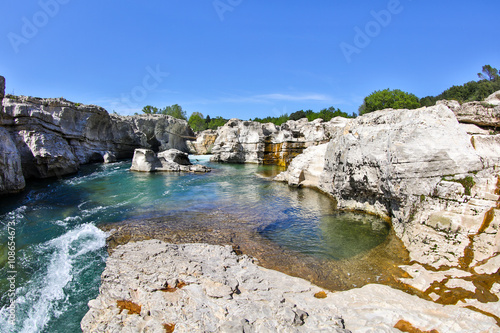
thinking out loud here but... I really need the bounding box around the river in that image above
[0,156,404,332]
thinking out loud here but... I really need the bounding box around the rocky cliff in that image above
[275,93,500,321]
[210,117,349,166]
[187,129,218,154]
[0,77,194,195]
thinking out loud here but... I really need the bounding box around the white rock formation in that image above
[485,90,500,106]
[277,104,500,269]
[274,143,328,187]
[187,129,218,154]
[441,90,500,127]
[0,78,195,193]
[130,148,210,173]
[81,240,498,332]
[210,117,349,166]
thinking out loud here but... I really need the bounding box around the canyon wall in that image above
[276,96,500,268]
[0,77,194,195]
[275,93,500,319]
[210,117,349,167]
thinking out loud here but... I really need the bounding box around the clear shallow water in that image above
[0,157,390,332]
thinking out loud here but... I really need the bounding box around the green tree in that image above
[162,104,187,120]
[207,116,228,130]
[142,105,159,114]
[188,112,207,132]
[359,89,421,114]
[289,110,307,121]
[478,65,500,82]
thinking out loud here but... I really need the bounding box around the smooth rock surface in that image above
[485,90,500,106]
[81,240,498,333]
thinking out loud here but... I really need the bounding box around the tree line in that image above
[140,104,227,132]
[359,65,500,114]
[251,107,356,126]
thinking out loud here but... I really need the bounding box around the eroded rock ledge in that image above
[210,117,349,166]
[0,76,194,194]
[81,240,498,332]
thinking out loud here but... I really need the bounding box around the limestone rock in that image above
[0,75,4,109]
[459,123,489,135]
[442,91,500,128]
[0,127,25,194]
[329,284,497,332]
[81,240,498,333]
[484,90,500,106]
[103,151,117,164]
[13,129,80,179]
[130,149,159,172]
[277,103,500,270]
[188,129,218,154]
[0,77,26,194]
[158,148,191,166]
[211,117,348,166]
[0,94,194,185]
[130,149,210,173]
[318,104,483,217]
[274,143,328,187]
[81,240,349,333]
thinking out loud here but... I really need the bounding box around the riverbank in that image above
[81,240,498,332]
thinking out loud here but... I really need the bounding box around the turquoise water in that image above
[0,156,389,332]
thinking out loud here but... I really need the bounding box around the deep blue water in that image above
[0,156,389,332]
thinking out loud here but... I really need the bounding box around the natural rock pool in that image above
[0,156,408,332]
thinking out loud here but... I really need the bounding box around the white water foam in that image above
[0,224,107,333]
[63,162,125,186]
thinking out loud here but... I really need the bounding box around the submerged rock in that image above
[81,240,497,333]
[130,148,210,173]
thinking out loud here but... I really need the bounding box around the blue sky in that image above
[1,1,499,120]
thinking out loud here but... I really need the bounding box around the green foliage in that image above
[477,65,500,82]
[141,104,187,120]
[253,106,355,125]
[142,105,159,114]
[163,104,187,120]
[456,176,476,196]
[206,116,228,130]
[289,110,307,121]
[253,113,290,126]
[359,89,421,114]
[419,65,500,106]
[188,112,207,132]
